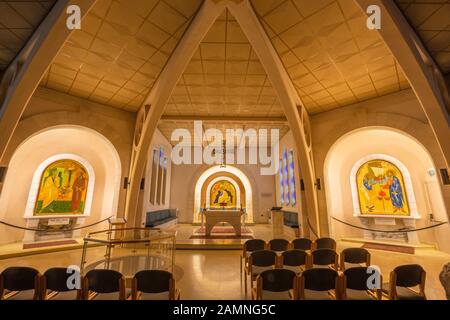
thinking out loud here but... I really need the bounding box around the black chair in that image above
[83,269,126,300]
[314,237,336,250]
[340,248,371,270]
[311,249,338,269]
[245,250,278,293]
[385,264,426,300]
[292,238,312,251]
[268,239,289,253]
[241,239,266,277]
[0,267,41,300]
[281,250,309,273]
[42,267,82,300]
[132,270,180,300]
[299,268,340,300]
[253,269,298,300]
[343,267,382,300]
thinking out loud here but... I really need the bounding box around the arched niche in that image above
[323,127,449,251]
[0,126,122,244]
[194,165,253,223]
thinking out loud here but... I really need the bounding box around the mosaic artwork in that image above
[210,180,237,208]
[34,160,88,215]
[356,160,409,215]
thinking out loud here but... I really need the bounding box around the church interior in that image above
[0,0,450,301]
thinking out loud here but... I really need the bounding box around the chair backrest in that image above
[269,239,289,252]
[85,269,123,293]
[292,238,312,251]
[344,267,374,290]
[301,268,338,291]
[134,270,172,293]
[250,250,277,267]
[393,264,425,287]
[1,267,39,291]
[312,249,338,267]
[244,239,266,253]
[44,267,79,292]
[260,269,296,292]
[341,248,370,265]
[315,237,336,250]
[282,250,308,267]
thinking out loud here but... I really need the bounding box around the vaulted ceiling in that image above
[0,0,448,145]
[395,0,450,75]
[0,0,57,70]
[251,0,410,114]
[40,0,203,111]
[158,9,289,146]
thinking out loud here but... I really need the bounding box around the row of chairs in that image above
[252,264,427,300]
[0,267,179,300]
[243,248,368,292]
[241,238,426,300]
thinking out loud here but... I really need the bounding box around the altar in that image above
[202,209,245,236]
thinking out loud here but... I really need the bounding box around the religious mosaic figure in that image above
[34,159,89,215]
[210,180,236,208]
[356,160,409,216]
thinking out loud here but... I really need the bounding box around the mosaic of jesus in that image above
[356,160,409,216]
[210,180,237,208]
[34,160,88,215]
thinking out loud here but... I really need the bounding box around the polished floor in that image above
[0,224,449,300]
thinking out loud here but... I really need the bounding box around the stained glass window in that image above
[288,150,297,206]
[279,158,284,205]
[283,149,290,205]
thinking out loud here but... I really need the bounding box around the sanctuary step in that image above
[0,238,103,260]
[341,237,437,253]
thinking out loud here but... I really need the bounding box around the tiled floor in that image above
[0,224,449,300]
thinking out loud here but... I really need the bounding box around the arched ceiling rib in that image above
[395,0,450,75]
[40,0,203,111]
[251,0,411,114]
[157,9,290,146]
[0,0,57,70]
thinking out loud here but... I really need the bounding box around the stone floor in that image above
[0,224,449,300]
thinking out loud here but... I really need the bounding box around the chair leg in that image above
[240,257,242,277]
[244,271,248,294]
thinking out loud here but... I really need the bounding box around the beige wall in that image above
[274,131,302,214]
[139,129,173,227]
[0,87,135,244]
[170,161,276,224]
[310,88,450,250]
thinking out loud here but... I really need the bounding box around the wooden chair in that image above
[281,250,309,274]
[340,248,371,271]
[342,267,382,300]
[82,269,127,300]
[292,238,312,251]
[0,267,41,300]
[41,267,82,300]
[311,249,338,269]
[268,239,289,253]
[314,237,336,250]
[252,269,298,300]
[245,250,277,294]
[299,268,341,300]
[240,239,266,277]
[131,270,180,300]
[385,264,426,300]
